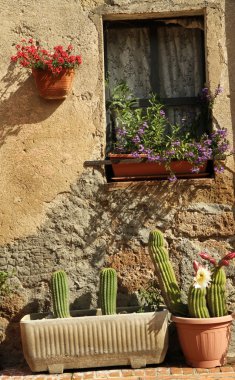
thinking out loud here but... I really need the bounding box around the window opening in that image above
[104,16,212,182]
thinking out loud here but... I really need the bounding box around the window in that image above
[104,16,206,152]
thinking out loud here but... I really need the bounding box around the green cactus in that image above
[51,270,70,318]
[100,268,117,315]
[207,267,228,317]
[188,286,210,318]
[148,230,188,316]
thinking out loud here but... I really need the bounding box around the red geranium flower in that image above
[11,38,82,75]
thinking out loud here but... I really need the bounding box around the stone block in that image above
[175,211,235,238]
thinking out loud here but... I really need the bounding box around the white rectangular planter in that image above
[20,309,169,373]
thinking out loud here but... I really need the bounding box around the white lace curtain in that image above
[106,18,204,124]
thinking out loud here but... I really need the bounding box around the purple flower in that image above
[153,154,161,161]
[211,128,227,138]
[160,110,165,117]
[138,127,145,135]
[186,152,195,158]
[132,135,141,144]
[172,141,180,146]
[217,142,229,153]
[215,85,223,96]
[131,151,140,158]
[200,87,211,102]
[138,144,146,153]
[147,155,157,162]
[202,87,209,94]
[116,128,127,136]
[214,166,225,173]
[191,166,200,173]
[165,150,176,156]
[204,139,212,146]
[115,146,125,153]
[168,174,177,182]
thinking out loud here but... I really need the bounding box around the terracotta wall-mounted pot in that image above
[32,68,75,99]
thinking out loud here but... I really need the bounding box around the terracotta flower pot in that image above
[32,68,75,99]
[172,315,233,368]
[109,154,207,178]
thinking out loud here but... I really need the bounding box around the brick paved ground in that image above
[1,364,235,380]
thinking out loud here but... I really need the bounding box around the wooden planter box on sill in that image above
[20,308,169,374]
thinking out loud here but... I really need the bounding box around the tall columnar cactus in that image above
[188,286,210,318]
[51,270,70,318]
[148,231,234,318]
[100,268,117,315]
[207,267,228,317]
[148,230,188,316]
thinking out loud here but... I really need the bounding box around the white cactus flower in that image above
[194,266,211,289]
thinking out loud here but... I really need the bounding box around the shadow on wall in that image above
[0,298,44,369]
[225,0,235,189]
[0,64,62,147]
[71,293,92,310]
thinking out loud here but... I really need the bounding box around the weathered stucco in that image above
[0,0,234,368]
[0,0,105,244]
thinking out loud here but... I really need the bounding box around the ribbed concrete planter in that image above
[20,309,169,374]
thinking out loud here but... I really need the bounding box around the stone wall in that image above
[0,0,234,368]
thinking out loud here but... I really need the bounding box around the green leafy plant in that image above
[148,230,235,318]
[108,83,231,181]
[138,280,162,312]
[0,271,13,297]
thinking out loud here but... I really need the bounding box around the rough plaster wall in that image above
[0,170,234,365]
[0,0,234,368]
[0,0,105,244]
[226,0,235,157]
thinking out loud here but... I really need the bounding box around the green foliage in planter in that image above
[100,268,117,315]
[108,82,231,180]
[51,270,70,318]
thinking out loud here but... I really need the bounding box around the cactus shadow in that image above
[71,293,92,310]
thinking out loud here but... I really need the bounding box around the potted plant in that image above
[107,83,230,181]
[20,268,169,374]
[11,38,82,99]
[148,229,235,368]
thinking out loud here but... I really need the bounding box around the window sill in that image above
[103,176,215,191]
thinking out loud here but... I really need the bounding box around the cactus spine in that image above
[207,267,228,317]
[51,270,70,318]
[148,230,188,316]
[188,286,210,318]
[100,268,117,315]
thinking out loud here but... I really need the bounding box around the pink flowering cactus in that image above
[11,38,82,75]
[199,251,235,268]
